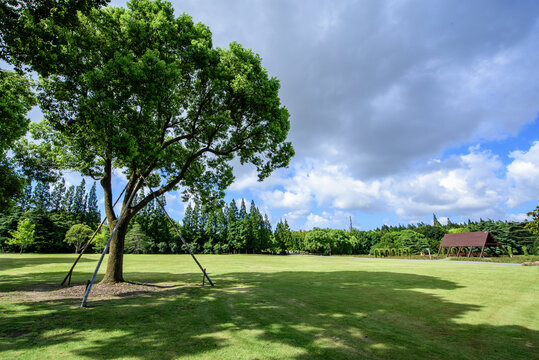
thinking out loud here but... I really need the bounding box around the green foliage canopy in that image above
[525,206,539,236]
[7,217,35,253]
[32,0,293,281]
[64,223,93,253]
[0,70,36,210]
[38,1,293,207]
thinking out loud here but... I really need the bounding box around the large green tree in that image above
[37,0,293,282]
[1,1,106,210]
[0,70,36,210]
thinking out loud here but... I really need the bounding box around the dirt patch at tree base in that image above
[0,281,186,303]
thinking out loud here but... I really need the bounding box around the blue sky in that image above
[47,1,539,230]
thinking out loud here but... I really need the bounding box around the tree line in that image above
[1,177,537,256]
[0,178,100,253]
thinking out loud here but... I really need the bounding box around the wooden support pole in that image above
[202,269,206,287]
[480,244,486,258]
[61,184,128,286]
[467,246,473,257]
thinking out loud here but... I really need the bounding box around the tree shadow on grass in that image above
[0,270,537,360]
[0,255,94,272]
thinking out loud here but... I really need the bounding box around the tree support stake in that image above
[140,175,214,287]
[81,178,142,308]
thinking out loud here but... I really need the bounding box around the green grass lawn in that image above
[0,254,537,359]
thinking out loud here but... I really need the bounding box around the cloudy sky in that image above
[74,0,539,230]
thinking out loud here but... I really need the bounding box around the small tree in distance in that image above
[525,206,539,254]
[7,218,35,253]
[125,223,150,254]
[525,206,539,235]
[64,224,93,253]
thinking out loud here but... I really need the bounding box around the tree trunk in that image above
[101,218,130,283]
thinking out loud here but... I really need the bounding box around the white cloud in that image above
[251,143,538,228]
[304,211,351,230]
[507,141,539,207]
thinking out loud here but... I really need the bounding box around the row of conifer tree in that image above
[0,178,537,255]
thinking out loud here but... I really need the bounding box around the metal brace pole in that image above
[140,175,214,287]
[80,178,142,308]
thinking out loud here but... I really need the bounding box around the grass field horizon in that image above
[1,254,537,359]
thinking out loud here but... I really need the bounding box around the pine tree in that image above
[273,219,286,254]
[50,178,66,211]
[227,199,240,252]
[433,213,442,227]
[62,185,75,212]
[237,199,249,252]
[191,201,202,246]
[182,203,194,237]
[71,179,87,219]
[19,182,33,210]
[261,214,272,251]
[249,200,261,252]
[203,212,216,253]
[32,181,51,210]
[125,222,150,254]
[216,207,228,250]
[86,182,100,225]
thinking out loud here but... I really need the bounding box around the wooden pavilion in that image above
[437,231,506,258]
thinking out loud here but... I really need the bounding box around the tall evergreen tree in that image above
[50,178,66,211]
[237,199,249,252]
[261,214,273,251]
[249,200,261,252]
[216,207,228,249]
[32,181,51,210]
[71,179,87,219]
[191,201,203,246]
[18,182,33,210]
[273,219,287,254]
[182,203,194,239]
[227,200,240,252]
[62,185,75,212]
[86,182,100,225]
[433,213,442,227]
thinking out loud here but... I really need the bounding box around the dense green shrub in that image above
[395,230,430,255]
[157,242,169,254]
[507,246,513,257]
[203,242,213,254]
[170,243,180,254]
